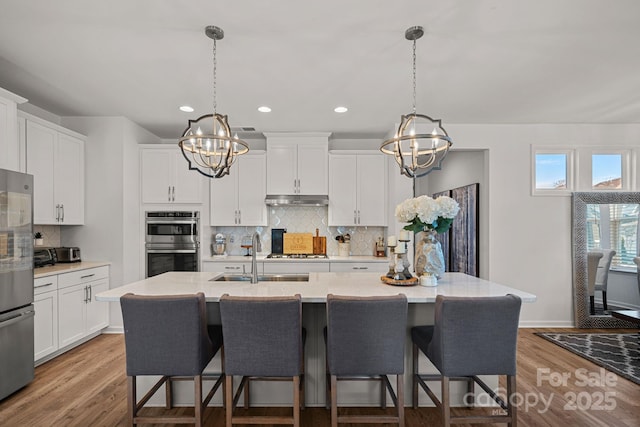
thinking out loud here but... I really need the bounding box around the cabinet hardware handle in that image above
[172,186,175,202]
[357,210,360,224]
[168,186,171,202]
[61,204,64,222]
[84,286,88,303]
[238,210,241,224]
[225,266,241,270]
[35,282,54,289]
[352,266,368,270]
[81,274,95,279]
[55,204,60,222]
[354,210,357,224]
[88,285,92,302]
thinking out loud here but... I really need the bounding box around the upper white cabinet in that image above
[210,152,267,226]
[25,115,85,225]
[0,87,27,172]
[140,146,203,204]
[265,133,330,195]
[329,152,388,226]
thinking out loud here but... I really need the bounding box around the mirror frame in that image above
[572,192,640,328]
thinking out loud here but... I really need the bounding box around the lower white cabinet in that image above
[33,276,59,362]
[58,266,110,348]
[330,262,388,273]
[202,261,263,275]
[263,262,330,274]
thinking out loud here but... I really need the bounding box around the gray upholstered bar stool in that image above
[325,294,408,427]
[411,294,522,427]
[219,294,303,427]
[120,292,224,426]
[587,251,604,314]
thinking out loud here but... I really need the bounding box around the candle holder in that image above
[386,244,397,278]
[398,238,412,279]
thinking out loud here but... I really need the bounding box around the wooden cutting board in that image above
[313,228,327,255]
[283,233,314,254]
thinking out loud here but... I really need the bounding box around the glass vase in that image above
[414,229,445,279]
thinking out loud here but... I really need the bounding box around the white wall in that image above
[60,116,160,329]
[437,124,640,327]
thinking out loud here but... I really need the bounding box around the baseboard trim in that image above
[519,320,575,328]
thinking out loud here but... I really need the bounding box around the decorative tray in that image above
[380,276,419,287]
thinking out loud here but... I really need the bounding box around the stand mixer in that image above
[211,233,227,257]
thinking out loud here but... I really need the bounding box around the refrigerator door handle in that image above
[0,310,35,329]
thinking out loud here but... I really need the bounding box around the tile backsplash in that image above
[33,225,61,248]
[209,206,385,256]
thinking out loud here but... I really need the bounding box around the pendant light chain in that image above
[412,37,417,115]
[212,37,217,116]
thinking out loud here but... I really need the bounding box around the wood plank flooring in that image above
[0,328,639,426]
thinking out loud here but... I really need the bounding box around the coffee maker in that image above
[211,233,227,257]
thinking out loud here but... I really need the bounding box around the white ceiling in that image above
[1,0,639,140]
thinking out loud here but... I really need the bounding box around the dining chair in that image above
[593,249,616,311]
[219,294,303,427]
[120,292,224,426]
[587,251,604,315]
[411,294,522,427]
[325,294,408,426]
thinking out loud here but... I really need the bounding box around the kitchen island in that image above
[96,271,536,408]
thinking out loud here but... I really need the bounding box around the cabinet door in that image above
[297,143,328,195]
[210,171,238,226]
[238,154,267,225]
[34,290,58,361]
[56,133,84,224]
[26,121,57,224]
[85,279,109,335]
[172,151,203,203]
[141,149,173,203]
[58,284,87,348]
[266,143,297,194]
[328,154,357,226]
[357,155,387,226]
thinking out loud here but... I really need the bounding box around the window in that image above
[592,154,622,189]
[586,203,639,269]
[531,147,575,196]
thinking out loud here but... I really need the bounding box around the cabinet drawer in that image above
[263,262,330,274]
[202,262,262,274]
[57,266,109,289]
[34,276,58,295]
[330,262,389,273]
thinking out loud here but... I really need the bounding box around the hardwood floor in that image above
[1,328,639,426]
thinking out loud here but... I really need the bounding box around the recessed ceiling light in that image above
[334,106,348,113]
[179,105,194,112]
[258,106,272,113]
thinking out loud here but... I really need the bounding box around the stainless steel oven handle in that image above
[146,249,198,254]
[145,220,198,225]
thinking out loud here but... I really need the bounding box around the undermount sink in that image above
[211,273,310,282]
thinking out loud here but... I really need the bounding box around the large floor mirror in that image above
[573,192,640,327]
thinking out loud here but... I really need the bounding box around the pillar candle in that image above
[394,244,406,254]
[387,235,397,246]
[399,230,410,241]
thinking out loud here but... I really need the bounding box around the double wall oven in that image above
[145,211,199,278]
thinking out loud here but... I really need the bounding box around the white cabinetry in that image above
[25,116,85,224]
[58,266,109,348]
[33,276,59,362]
[329,153,387,226]
[0,87,27,172]
[330,261,389,273]
[202,260,263,275]
[210,152,267,225]
[263,262,330,274]
[266,133,330,195]
[140,147,203,204]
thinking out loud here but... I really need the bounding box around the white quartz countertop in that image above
[202,255,389,263]
[34,261,111,278]
[95,271,536,304]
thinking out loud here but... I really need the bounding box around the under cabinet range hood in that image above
[264,194,329,206]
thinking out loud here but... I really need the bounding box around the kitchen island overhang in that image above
[96,272,536,408]
[95,271,537,303]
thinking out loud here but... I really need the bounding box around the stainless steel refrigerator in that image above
[0,168,35,400]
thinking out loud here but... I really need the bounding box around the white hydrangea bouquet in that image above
[395,195,460,234]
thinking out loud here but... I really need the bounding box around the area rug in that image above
[535,333,640,386]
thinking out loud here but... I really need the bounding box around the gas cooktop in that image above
[266,254,329,259]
